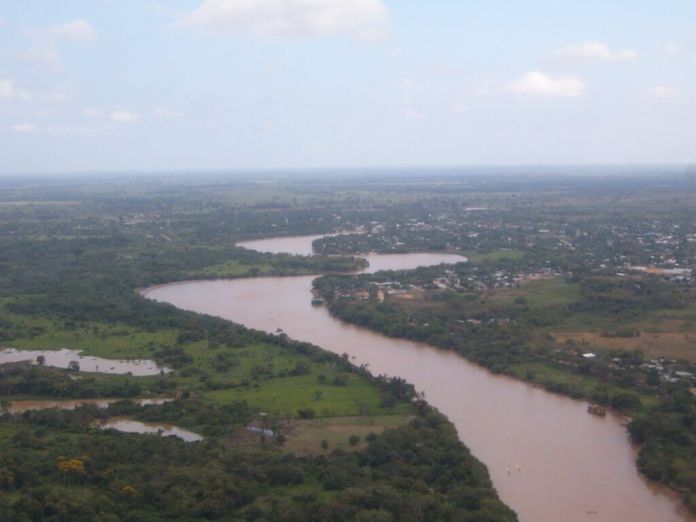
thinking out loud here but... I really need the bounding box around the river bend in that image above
[143,235,688,522]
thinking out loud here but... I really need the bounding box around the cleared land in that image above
[281,414,413,455]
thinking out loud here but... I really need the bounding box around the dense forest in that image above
[0,174,519,521]
[2,171,696,517]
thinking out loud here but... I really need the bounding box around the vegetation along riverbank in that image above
[0,174,518,521]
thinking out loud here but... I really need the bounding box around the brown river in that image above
[143,234,689,522]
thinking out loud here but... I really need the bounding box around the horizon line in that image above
[1,163,695,179]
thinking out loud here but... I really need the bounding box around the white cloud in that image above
[152,106,181,119]
[0,79,32,102]
[179,0,389,42]
[503,71,585,99]
[557,42,637,63]
[47,19,97,41]
[643,85,678,99]
[25,19,97,74]
[110,111,140,123]
[11,123,37,133]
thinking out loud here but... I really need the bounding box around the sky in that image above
[0,1,694,173]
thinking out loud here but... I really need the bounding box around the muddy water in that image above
[237,235,467,274]
[6,398,173,414]
[145,235,688,522]
[97,418,202,442]
[0,348,168,375]
[238,234,327,256]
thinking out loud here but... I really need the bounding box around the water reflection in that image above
[97,418,202,442]
[5,397,173,414]
[0,348,168,375]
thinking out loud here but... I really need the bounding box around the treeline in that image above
[0,363,172,399]
[314,272,690,384]
[315,272,696,513]
[0,403,516,521]
[315,275,538,375]
[569,276,686,316]
[629,389,696,512]
[313,274,679,408]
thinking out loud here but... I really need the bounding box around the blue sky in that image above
[0,1,694,173]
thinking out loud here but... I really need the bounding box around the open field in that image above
[281,414,413,454]
[489,278,581,307]
[489,279,696,361]
[193,259,276,277]
[553,330,696,362]
[4,318,176,360]
[205,371,400,418]
[388,277,582,315]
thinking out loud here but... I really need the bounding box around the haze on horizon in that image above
[0,1,694,174]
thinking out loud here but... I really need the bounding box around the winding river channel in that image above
[143,234,689,522]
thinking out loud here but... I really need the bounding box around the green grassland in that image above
[192,259,277,277]
[503,279,696,362]
[1,302,399,420]
[491,278,581,308]
[2,306,176,360]
[181,340,400,417]
[207,373,405,418]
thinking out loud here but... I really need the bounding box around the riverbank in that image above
[144,234,690,522]
[3,173,695,521]
[0,243,515,520]
[314,267,696,515]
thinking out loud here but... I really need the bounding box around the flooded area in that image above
[144,234,689,522]
[0,348,168,376]
[96,418,202,442]
[5,397,173,414]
